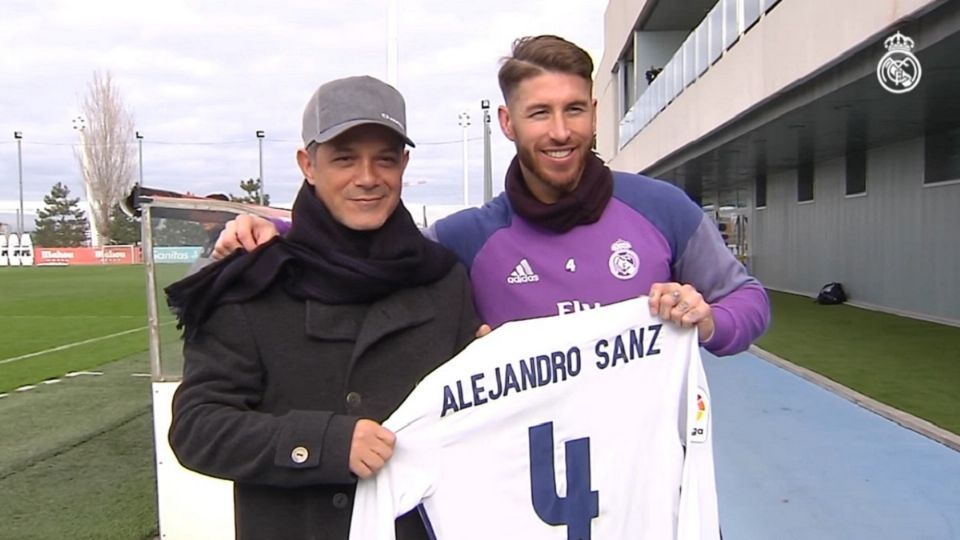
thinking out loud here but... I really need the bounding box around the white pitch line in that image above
[0,315,145,319]
[0,321,175,366]
[65,371,104,377]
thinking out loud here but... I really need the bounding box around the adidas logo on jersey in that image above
[507,258,540,284]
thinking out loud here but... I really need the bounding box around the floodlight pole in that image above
[136,131,144,185]
[458,112,470,206]
[481,100,493,203]
[14,131,23,236]
[256,130,265,205]
[72,116,100,247]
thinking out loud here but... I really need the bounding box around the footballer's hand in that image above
[475,324,492,338]
[211,214,278,259]
[349,419,396,479]
[648,282,715,343]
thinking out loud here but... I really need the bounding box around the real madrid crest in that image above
[608,239,639,280]
[877,31,922,94]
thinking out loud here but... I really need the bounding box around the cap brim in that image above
[309,119,415,148]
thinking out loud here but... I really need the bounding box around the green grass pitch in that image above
[0,264,186,392]
[0,264,191,539]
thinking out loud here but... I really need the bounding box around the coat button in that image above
[332,492,350,509]
[346,392,362,407]
[291,446,309,464]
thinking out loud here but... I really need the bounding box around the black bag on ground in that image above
[816,282,847,305]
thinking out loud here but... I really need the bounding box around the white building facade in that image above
[596,0,960,325]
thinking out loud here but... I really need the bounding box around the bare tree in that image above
[76,71,136,247]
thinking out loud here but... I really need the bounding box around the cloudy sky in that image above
[0,0,608,228]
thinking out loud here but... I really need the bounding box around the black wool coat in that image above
[169,263,479,540]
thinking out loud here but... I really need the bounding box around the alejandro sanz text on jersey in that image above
[349,296,719,540]
[441,322,664,418]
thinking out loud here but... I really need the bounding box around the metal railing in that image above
[618,0,782,148]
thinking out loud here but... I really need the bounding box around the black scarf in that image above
[505,151,613,232]
[165,181,457,340]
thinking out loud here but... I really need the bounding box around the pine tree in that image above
[33,182,90,247]
[107,204,141,245]
[231,178,270,206]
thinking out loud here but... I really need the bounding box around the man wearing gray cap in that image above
[166,75,479,540]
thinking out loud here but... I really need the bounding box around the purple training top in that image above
[427,171,770,356]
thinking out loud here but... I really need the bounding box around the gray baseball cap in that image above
[301,75,415,148]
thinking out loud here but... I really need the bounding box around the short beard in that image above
[516,144,586,201]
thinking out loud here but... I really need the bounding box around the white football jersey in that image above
[349,297,718,540]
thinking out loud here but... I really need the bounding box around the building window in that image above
[925,127,960,184]
[755,173,767,207]
[846,150,866,195]
[798,163,814,202]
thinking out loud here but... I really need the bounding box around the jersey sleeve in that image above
[349,468,411,540]
[677,336,720,540]
[349,399,439,539]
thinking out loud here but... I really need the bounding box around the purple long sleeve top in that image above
[427,171,770,356]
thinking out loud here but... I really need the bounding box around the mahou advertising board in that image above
[32,246,143,266]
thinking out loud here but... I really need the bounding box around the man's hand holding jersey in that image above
[350,419,396,479]
[648,283,715,343]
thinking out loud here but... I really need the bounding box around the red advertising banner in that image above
[32,246,142,266]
